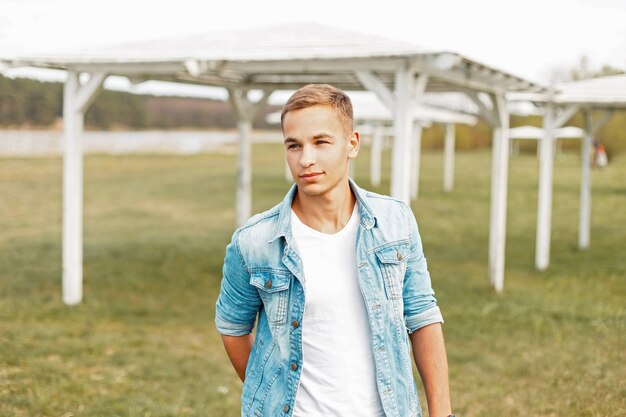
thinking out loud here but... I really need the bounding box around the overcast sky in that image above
[1,0,624,96]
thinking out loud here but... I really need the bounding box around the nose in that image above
[299,145,316,168]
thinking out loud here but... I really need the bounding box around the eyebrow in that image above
[312,133,335,140]
[284,132,335,144]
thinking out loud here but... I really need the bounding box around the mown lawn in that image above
[1,143,624,417]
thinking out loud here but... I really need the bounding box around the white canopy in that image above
[0,23,548,303]
[509,74,626,109]
[2,23,543,94]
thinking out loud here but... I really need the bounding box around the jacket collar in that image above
[269,178,377,244]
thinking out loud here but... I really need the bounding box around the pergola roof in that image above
[554,75,626,108]
[508,74,626,109]
[1,23,546,94]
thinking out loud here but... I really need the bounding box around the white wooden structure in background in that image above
[1,23,547,303]
[509,75,626,270]
[508,126,584,156]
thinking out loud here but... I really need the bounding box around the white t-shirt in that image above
[291,207,384,417]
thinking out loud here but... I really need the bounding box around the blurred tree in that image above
[571,55,625,80]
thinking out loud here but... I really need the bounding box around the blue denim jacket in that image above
[215,179,443,417]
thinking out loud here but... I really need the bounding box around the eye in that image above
[316,140,329,145]
[287,143,301,150]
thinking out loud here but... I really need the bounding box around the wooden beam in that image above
[390,68,415,202]
[410,122,424,200]
[443,123,455,193]
[355,71,394,110]
[223,58,406,74]
[488,92,510,292]
[227,88,273,226]
[59,69,106,305]
[408,74,428,201]
[466,91,497,126]
[75,71,107,113]
[536,103,555,270]
[249,90,272,121]
[62,62,186,75]
[553,105,580,128]
[579,110,593,250]
[416,63,508,95]
[62,70,84,305]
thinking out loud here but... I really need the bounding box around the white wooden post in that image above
[62,70,106,305]
[370,124,383,187]
[391,69,427,203]
[391,68,415,203]
[577,110,611,249]
[62,71,83,306]
[535,103,555,270]
[236,119,253,226]
[410,122,423,200]
[228,88,271,226]
[579,110,593,249]
[489,93,510,292]
[488,126,502,286]
[443,123,455,192]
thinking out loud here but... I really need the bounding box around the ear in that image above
[347,130,360,160]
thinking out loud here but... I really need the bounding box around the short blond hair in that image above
[280,84,353,134]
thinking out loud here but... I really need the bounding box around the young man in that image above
[215,84,453,417]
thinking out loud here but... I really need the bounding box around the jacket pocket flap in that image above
[375,243,411,264]
[250,271,291,293]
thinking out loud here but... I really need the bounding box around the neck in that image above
[292,179,356,234]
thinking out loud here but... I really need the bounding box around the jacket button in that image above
[291,320,299,328]
[290,362,298,371]
[283,404,290,413]
[396,250,403,261]
[265,279,272,289]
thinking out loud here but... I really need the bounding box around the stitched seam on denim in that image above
[248,267,291,274]
[237,206,281,232]
[255,366,282,416]
[366,238,411,256]
[233,231,249,272]
[245,341,276,415]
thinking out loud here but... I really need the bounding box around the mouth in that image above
[299,172,324,181]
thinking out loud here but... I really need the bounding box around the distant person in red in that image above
[593,140,608,169]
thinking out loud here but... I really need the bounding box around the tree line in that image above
[0,75,278,130]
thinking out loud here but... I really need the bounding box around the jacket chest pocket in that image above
[375,243,410,301]
[250,271,291,326]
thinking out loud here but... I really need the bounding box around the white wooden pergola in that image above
[509,75,626,270]
[0,23,546,303]
[508,125,584,155]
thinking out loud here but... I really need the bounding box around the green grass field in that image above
[1,144,624,417]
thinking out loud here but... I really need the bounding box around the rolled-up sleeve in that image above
[401,203,444,334]
[215,230,262,336]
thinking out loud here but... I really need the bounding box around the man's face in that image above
[282,105,359,198]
